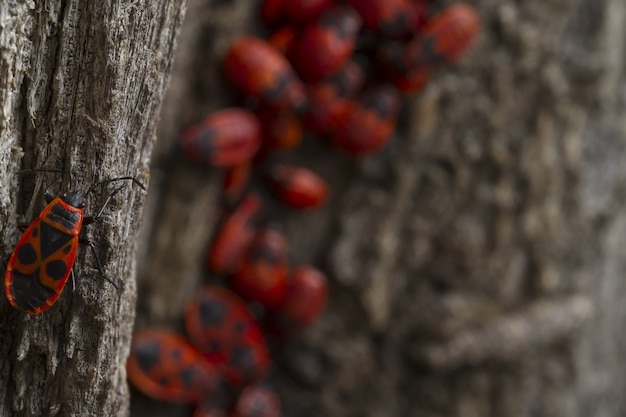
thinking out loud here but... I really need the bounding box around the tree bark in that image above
[0,1,186,416]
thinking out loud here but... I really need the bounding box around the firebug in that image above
[127,329,219,403]
[406,3,481,67]
[265,164,329,210]
[286,6,362,83]
[348,0,425,39]
[330,85,402,155]
[185,286,271,387]
[223,37,307,112]
[207,193,262,275]
[301,59,366,134]
[266,266,328,338]
[4,175,145,314]
[229,226,289,310]
[180,108,262,168]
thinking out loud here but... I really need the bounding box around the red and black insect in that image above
[266,265,328,338]
[265,164,329,210]
[405,3,481,67]
[286,6,362,84]
[185,286,271,387]
[348,0,426,39]
[4,174,145,314]
[229,225,289,310]
[180,108,262,168]
[127,329,220,403]
[301,58,366,134]
[223,37,307,112]
[330,84,402,155]
[207,193,262,275]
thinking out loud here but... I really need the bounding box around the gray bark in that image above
[0,1,185,416]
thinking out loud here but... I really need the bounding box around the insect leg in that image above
[79,238,120,289]
[83,185,126,225]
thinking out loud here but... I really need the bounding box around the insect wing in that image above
[5,218,78,314]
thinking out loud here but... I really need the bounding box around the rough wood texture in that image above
[0,1,186,416]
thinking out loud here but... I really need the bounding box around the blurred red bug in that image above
[265,164,328,210]
[224,37,307,112]
[330,85,402,155]
[267,265,328,338]
[348,0,425,39]
[302,59,366,134]
[180,108,262,167]
[231,385,281,417]
[185,286,271,387]
[286,6,362,83]
[406,3,481,67]
[208,193,262,275]
[127,330,219,404]
[229,226,289,310]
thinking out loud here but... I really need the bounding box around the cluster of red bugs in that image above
[129,0,481,415]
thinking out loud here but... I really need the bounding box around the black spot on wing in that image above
[135,340,161,373]
[179,367,197,387]
[17,243,37,266]
[8,268,55,312]
[199,300,228,328]
[49,203,81,231]
[46,260,69,281]
[40,222,73,259]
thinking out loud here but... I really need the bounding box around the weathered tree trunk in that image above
[133,0,626,416]
[0,1,186,416]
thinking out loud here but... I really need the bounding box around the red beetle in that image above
[208,193,262,275]
[185,286,271,387]
[348,0,424,39]
[330,85,402,155]
[286,6,362,83]
[231,385,281,417]
[223,37,307,112]
[406,3,481,67]
[302,59,366,134]
[5,176,144,314]
[229,226,289,310]
[180,108,262,167]
[127,329,219,404]
[265,164,328,210]
[267,266,328,338]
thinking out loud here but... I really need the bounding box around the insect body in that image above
[4,176,144,314]
[127,329,219,403]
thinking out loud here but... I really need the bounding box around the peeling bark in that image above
[0,1,186,416]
